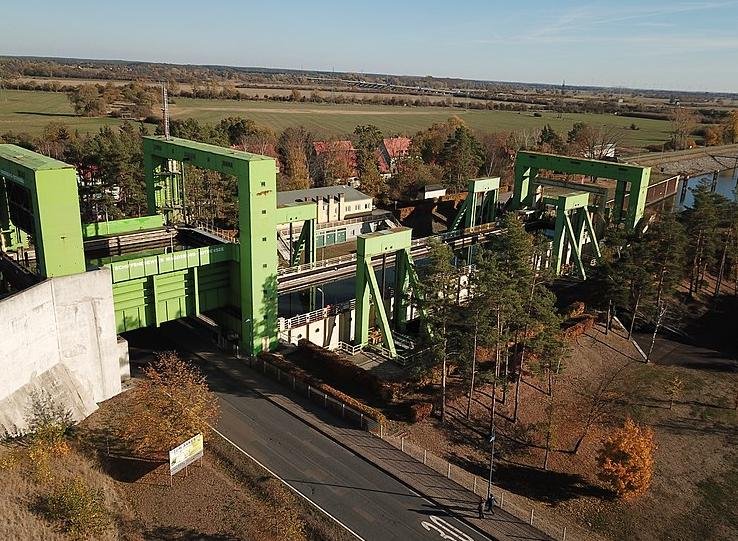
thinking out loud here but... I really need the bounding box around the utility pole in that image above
[487,424,496,499]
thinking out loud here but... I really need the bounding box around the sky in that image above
[1,0,737,92]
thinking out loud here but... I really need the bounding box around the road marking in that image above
[421,516,476,541]
[209,425,367,541]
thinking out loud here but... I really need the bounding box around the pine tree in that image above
[413,238,460,424]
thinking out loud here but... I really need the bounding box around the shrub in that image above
[25,389,73,449]
[597,418,656,499]
[562,314,595,340]
[407,402,433,423]
[564,301,586,319]
[43,478,110,539]
[259,352,387,429]
[121,352,219,457]
[295,340,387,400]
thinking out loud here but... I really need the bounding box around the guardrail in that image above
[278,299,356,331]
[247,355,380,433]
[277,221,502,277]
[192,220,239,243]
[338,341,363,355]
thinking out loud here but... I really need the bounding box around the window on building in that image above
[364,203,370,209]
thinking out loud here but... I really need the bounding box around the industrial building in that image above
[276,185,397,259]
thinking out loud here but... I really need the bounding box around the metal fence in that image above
[248,355,381,433]
[380,434,594,541]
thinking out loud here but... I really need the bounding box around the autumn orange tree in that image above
[597,418,656,499]
[122,352,219,457]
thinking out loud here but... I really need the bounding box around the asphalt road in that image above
[130,323,492,541]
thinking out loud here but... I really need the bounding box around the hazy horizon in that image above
[2,1,738,93]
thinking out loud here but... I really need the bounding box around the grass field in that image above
[0,89,672,148]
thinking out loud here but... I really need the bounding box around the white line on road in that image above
[209,425,367,541]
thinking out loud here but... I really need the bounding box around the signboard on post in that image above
[169,433,204,476]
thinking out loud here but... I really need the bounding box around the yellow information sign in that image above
[169,433,204,475]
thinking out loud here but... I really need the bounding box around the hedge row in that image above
[294,340,392,402]
[259,352,387,428]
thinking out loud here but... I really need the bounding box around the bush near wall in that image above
[259,352,387,428]
[294,340,391,401]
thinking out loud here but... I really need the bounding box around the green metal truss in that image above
[143,136,279,355]
[544,192,602,279]
[512,151,651,231]
[450,177,501,231]
[0,144,85,277]
[275,202,317,268]
[354,228,414,357]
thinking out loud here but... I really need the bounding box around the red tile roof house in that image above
[379,137,412,175]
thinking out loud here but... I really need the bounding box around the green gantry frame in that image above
[275,202,317,268]
[0,144,85,277]
[143,136,278,355]
[544,192,602,279]
[512,151,651,230]
[354,228,419,358]
[450,177,500,231]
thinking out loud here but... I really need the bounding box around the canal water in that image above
[677,167,738,210]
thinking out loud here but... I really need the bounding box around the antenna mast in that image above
[161,82,170,139]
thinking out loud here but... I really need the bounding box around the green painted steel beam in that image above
[106,244,236,283]
[0,144,85,277]
[83,215,165,239]
[450,177,501,231]
[144,136,279,355]
[512,151,651,230]
[275,201,317,224]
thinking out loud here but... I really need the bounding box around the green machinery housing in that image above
[0,145,86,277]
[512,151,651,278]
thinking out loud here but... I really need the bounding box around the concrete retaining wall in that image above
[0,268,126,434]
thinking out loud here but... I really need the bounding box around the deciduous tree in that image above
[597,418,656,499]
[121,352,219,456]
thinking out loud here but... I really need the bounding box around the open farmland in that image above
[0,89,146,135]
[0,89,672,148]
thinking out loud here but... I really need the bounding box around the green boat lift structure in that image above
[354,228,421,358]
[512,151,651,278]
[512,151,651,230]
[142,136,285,355]
[449,177,500,231]
[545,191,601,279]
[275,202,317,268]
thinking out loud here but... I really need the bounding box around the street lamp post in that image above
[487,424,496,499]
[316,287,325,310]
[240,317,252,360]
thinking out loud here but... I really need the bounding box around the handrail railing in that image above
[277,221,502,277]
[192,220,239,243]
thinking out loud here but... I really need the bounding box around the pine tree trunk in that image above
[715,239,728,297]
[441,353,447,424]
[628,291,641,340]
[466,321,478,420]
